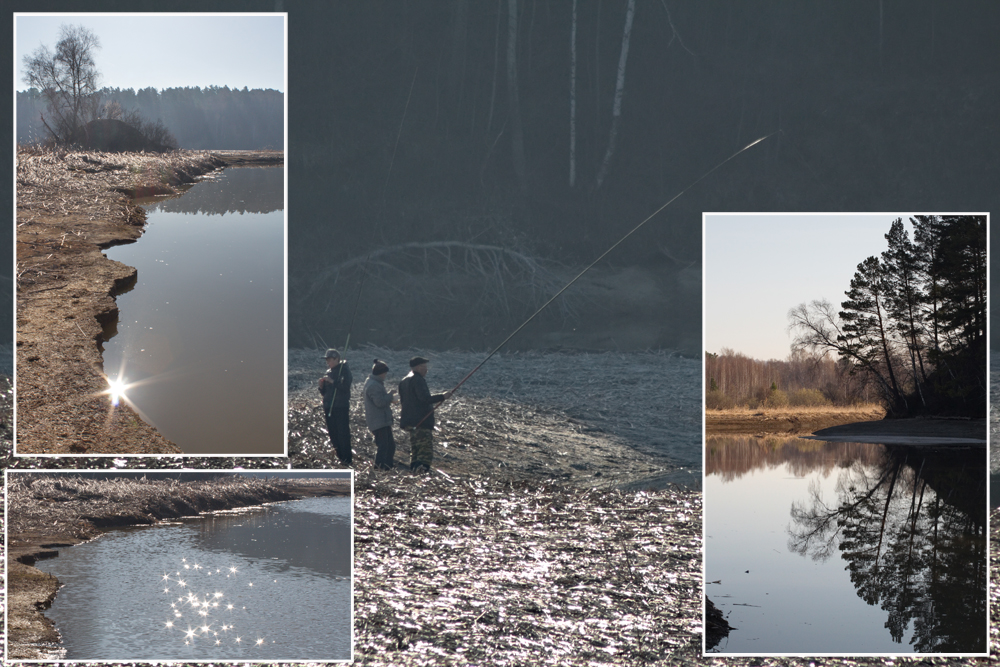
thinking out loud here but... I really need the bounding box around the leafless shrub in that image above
[292,241,580,347]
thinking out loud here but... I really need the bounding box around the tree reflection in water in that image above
[787,445,986,652]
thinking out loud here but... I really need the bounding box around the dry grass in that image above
[2,376,1000,663]
[6,474,301,539]
[706,403,885,417]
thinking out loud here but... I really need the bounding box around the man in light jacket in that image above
[363,358,398,470]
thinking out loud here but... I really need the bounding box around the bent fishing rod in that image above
[326,68,419,417]
[414,130,780,427]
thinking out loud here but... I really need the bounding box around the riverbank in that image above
[15,147,283,454]
[288,346,701,489]
[6,473,343,660]
[811,416,987,444]
[705,405,885,436]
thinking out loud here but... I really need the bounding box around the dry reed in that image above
[16,146,226,226]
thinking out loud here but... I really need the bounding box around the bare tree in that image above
[788,299,901,413]
[22,24,101,144]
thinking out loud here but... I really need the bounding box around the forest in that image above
[705,349,874,410]
[16,85,284,151]
[282,1,999,352]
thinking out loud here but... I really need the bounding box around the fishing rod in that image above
[415,130,780,425]
[326,68,419,418]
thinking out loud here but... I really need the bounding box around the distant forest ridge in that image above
[17,85,283,151]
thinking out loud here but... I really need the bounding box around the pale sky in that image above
[704,213,924,361]
[14,13,285,93]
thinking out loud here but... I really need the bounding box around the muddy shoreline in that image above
[707,406,986,444]
[811,416,987,443]
[6,474,345,660]
[15,149,282,454]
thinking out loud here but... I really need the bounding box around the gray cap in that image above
[323,348,341,359]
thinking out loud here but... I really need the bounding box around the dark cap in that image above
[409,356,430,367]
[372,359,389,375]
[324,348,340,359]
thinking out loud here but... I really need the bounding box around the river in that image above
[35,495,351,661]
[102,166,284,455]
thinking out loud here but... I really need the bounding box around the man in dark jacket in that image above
[398,356,450,472]
[319,348,353,466]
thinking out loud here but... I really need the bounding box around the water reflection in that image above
[102,167,284,454]
[705,436,986,654]
[148,166,284,215]
[195,497,351,577]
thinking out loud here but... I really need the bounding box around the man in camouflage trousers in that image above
[398,356,450,472]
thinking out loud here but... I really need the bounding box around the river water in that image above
[35,496,352,661]
[705,435,987,654]
[102,166,284,455]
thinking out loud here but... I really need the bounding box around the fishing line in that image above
[327,68,419,418]
[420,130,780,422]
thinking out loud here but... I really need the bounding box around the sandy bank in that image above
[6,473,338,660]
[15,148,283,454]
[705,406,885,436]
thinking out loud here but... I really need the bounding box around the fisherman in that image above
[319,348,353,466]
[398,356,451,472]
[363,358,399,470]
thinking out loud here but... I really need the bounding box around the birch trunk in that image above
[596,0,636,188]
[569,0,578,187]
[507,0,528,197]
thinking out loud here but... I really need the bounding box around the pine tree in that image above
[838,256,907,414]
[881,218,928,407]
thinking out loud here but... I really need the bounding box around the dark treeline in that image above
[790,216,986,418]
[705,349,872,409]
[4,1,1000,354]
[17,85,283,150]
[283,1,999,351]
